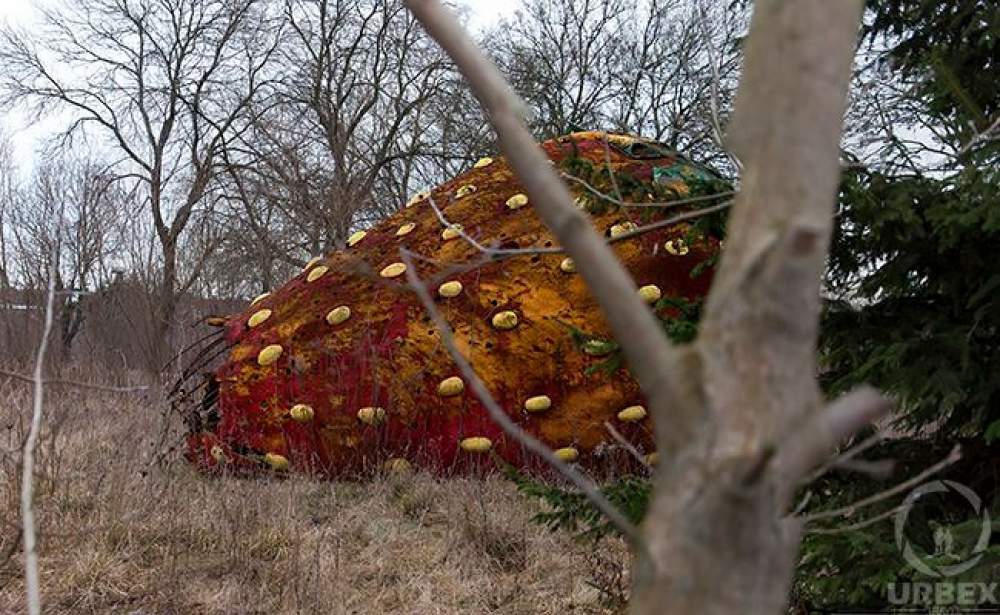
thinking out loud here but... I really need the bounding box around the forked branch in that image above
[404,0,698,455]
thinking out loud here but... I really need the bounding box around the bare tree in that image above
[280,0,452,243]
[0,0,280,367]
[609,0,744,167]
[208,0,456,289]
[0,127,15,290]
[219,108,349,266]
[196,0,460,303]
[485,0,744,171]
[487,0,631,137]
[7,152,129,359]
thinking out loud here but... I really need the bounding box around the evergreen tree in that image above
[823,0,1000,439]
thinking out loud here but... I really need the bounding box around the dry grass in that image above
[0,370,629,614]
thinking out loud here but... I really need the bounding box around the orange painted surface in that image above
[183,132,723,476]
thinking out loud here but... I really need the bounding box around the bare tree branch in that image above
[805,504,904,536]
[21,229,59,615]
[405,0,699,456]
[0,369,149,393]
[775,386,893,483]
[398,248,644,548]
[560,170,736,208]
[798,445,962,525]
[422,191,732,260]
[604,421,652,470]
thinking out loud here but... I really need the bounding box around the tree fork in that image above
[405,0,874,612]
[633,1,867,612]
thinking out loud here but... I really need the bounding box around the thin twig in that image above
[21,242,58,615]
[398,248,644,548]
[791,490,813,516]
[426,191,732,258]
[426,194,556,256]
[798,444,962,524]
[805,504,904,535]
[561,171,736,208]
[833,457,895,480]
[957,114,1000,156]
[696,0,742,173]
[606,201,731,244]
[804,430,884,484]
[0,369,149,393]
[405,0,700,460]
[603,421,651,469]
[600,132,624,204]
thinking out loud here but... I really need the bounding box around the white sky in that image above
[0,0,519,170]
[460,0,518,30]
[0,1,48,168]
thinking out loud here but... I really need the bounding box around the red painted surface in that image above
[182,132,723,477]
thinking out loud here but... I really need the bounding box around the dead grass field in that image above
[0,372,629,614]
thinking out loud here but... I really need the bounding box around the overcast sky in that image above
[0,0,518,169]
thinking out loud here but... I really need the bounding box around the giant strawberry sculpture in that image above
[177,132,727,476]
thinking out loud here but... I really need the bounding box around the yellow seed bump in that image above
[257,344,283,366]
[559,257,576,273]
[303,256,321,270]
[384,457,412,474]
[455,184,476,198]
[251,292,270,305]
[437,376,464,397]
[248,309,272,328]
[645,452,660,466]
[617,405,648,422]
[406,190,429,208]
[473,156,494,168]
[325,305,351,326]
[610,221,638,238]
[380,262,407,278]
[206,316,228,327]
[638,285,662,304]
[347,230,367,246]
[357,406,387,426]
[306,265,328,282]
[441,224,463,241]
[396,222,416,237]
[264,452,289,471]
[210,445,225,463]
[505,193,529,209]
[554,447,579,462]
[289,404,314,422]
[665,238,689,255]
[524,395,552,412]
[460,437,492,453]
[491,310,518,330]
[438,280,463,298]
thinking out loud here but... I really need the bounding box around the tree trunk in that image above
[154,239,179,371]
[59,295,84,363]
[630,1,864,613]
[404,1,876,613]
